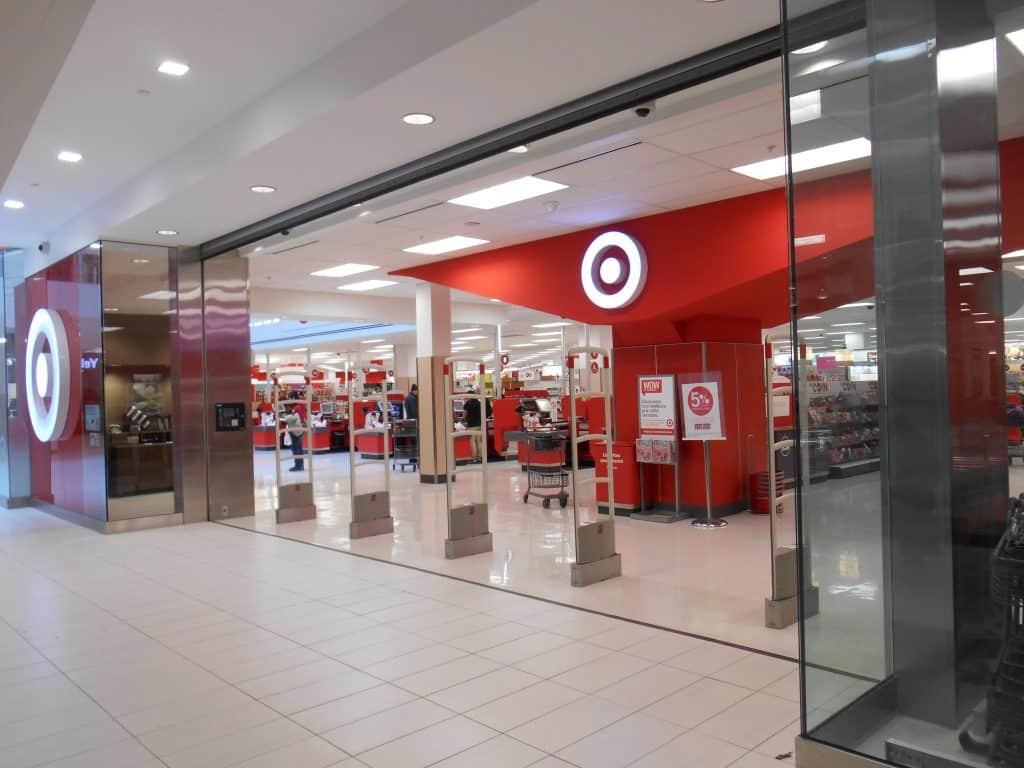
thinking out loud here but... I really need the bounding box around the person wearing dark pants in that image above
[283,403,307,471]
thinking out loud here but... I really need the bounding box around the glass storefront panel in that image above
[101,243,176,520]
[787,0,1024,765]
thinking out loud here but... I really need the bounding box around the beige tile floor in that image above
[235,451,799,658]
[0,504,817,768]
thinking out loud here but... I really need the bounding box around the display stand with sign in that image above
[443,357,493,559]
[634,373,682,522]
[273,351,316,523]
[347,364,395,539]
[680,371,727,529]
[566,346,622,587]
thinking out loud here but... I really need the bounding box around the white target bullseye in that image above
[25,309,71,442]
[581,231,647,310]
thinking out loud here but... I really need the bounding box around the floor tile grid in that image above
[0,511,801,768]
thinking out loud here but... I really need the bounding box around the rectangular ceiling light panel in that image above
[448,176,568,210]
[310,263,378,278]
[731,137,871,180]
[403,236,490,255]
[338,280,398,291]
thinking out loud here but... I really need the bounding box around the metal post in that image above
[692,342,726,528]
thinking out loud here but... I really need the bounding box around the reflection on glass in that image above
[102,243,176,520]
[787,0,1024,765]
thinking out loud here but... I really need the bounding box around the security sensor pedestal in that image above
[443,358,492,559]
[273,352,316,524]
[348,365,395,539]
[567,347,622,587]
[762,337,819,628]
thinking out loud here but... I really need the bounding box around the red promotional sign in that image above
[638,374,676,439]
[680,380,725,440]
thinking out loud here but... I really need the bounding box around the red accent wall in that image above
[17,248,106,521]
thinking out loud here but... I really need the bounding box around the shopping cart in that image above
[392,420,419,472]
[522,431,569,509]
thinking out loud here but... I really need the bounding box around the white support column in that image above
[415,284,452,483]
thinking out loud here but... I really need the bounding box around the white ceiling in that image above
[0,0,784,270]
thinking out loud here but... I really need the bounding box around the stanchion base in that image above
[445,532,492,559]
[692,518,728,528]
[276,505,316,524]
[764,594,798,629]
[349,516,394,540]
[571,553,622,587]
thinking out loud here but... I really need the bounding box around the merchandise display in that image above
[806,378,880,481]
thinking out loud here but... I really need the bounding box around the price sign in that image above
[637,374,676,441]
[680,380,725,440]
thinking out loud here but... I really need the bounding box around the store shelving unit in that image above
[806,379,880,481]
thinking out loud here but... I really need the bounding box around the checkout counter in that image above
[253,408,348,453]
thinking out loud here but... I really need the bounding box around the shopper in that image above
[464,388,492,459]
[282,403,306,471]
[405,384,419,420]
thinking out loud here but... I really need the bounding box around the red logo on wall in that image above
[590,361,600,374]
[640,379,663,394]
[500,353,509,367]
[687,386,714,417]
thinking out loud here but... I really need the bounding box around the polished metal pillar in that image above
[171,249,208,524]
[203,252,255,519]
[869,0,1005,726]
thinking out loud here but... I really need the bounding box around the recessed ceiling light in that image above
[794,41,828,54]
[250,185,276,194]
[454,328,481,334]
[839,303,873,308]
[139,290,176,300]
[358,210,372,217]
[449,176,569,210]
[158,60,190,76]
[532,331,564,337]
[310,263,378,278]
[959,267,993,276]
[3,200,25,210]
[456,335,488,341]
[403,235,489,255]
[402,113,434,125]
[508,145,529,154]
[292,347,308,352]
[132,258,150,264]
[104,307,119,312]
[509,343,537,348]
[337,279,398,292]
[532,322,571,328]
[89,242,101,250]
[731,137,871,180]
[1006,29,1024,56]
[156,229,177,236]
[960,282,974,286]
[57,150,82,163]
[360,339,386,344]
[489,298,501,303]
[798,328,825,333]
[803,315,822,320]
[1003,249,1024,259]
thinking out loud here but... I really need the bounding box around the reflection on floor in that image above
[229,450,800,658]
[0,505,805,768]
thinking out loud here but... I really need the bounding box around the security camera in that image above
[280,229,290,237]
[37,241,49,254]
[634,100,656,118]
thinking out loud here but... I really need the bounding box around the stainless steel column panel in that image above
[203,252,254,519]
[868,0,1004,726]
[171,248,208,524]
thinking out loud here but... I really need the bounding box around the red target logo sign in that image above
[590,361,600,374]
[500,353,509,367]
[687,386,714,417]
[580,231,647,310]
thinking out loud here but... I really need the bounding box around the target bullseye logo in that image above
[26,309,71,442]
[581,231,647,310]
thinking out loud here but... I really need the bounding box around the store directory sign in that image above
[637,374,676,440]
[680,380,725,440]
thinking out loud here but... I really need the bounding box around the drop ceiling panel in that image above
[538,142,679,186]
[646,101,783,157]
[691,131,786,171]
[631,170,762,207]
